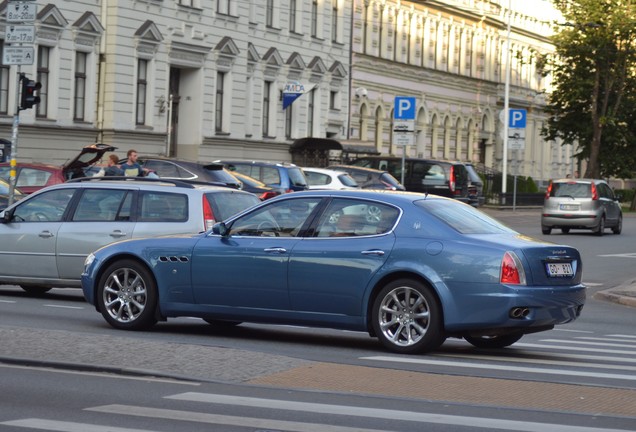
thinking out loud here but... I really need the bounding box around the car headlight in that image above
[84,253,96,270]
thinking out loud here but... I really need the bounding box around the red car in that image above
[0,143,116,194]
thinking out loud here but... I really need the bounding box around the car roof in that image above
[353,156,460,165]
[62,177,245,192]
[264,188,448,204]
[329,165,388,175]
[303,167,348,175]
[216,159,299,168]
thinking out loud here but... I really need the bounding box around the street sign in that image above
[5,25,35,44]
[393,131,414,146]
[7,2,37,23]
[508,129,526,150]
[2,46,34,65]
[393,120,414,132]
[509,109,527,128]
[394,96,416,120]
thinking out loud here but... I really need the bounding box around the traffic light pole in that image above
[7,67,21,207]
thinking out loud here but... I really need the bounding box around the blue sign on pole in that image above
[394,96,416,120]
[509,109,527,128]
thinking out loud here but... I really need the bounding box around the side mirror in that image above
[0,210,11,224]
[212,222,228,236]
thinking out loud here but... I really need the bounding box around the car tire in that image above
[20,285,52,295]
[594,216,605,236]
[541,226,551,235]
[612,214,623,234]
[464,332,523,349]
[561,228,570,234]
[371,279,445,354]
[96,259,158,330]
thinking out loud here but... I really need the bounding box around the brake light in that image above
[591,182,598,200]
[202,196,215,230]
[500,251,526,285]
[545,181,552,200]
[449,166,456,194]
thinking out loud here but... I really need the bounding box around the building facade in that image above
[348,0,577,184]
[0,0,351,165]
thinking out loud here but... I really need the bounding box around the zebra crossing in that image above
[1,331,634,432]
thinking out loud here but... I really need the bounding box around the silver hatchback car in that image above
[0,178,259,294]
[541,178,622,236]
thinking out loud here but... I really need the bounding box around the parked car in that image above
[0,143,116,195]
[231,171,280,200]
[350,156,476,203]
[465,163,485,207]
[133,157,242,189]
[0,178,24,210]
[81,190,585,354]
[217,160,309,193]
[541,178,622,236]
[302,167,360,190]
[328,165,405,190]
[0,177,260,294]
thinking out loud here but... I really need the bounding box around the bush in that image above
[490,174,538,193]
[616,188,635,204]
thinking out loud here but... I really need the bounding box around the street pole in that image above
[502,0,512,200]
[8,67,21,207]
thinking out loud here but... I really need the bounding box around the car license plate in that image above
[559,204,579,211]
[546,262,573,277]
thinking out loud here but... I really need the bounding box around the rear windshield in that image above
[205,192,259,222]
[550,182,591,198]
[204,168,241,187]
[337,174,359,187]
[415,199,514,234]
[287,167,308,187]
[380,173,402,188]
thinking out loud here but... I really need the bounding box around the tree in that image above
[542,0,636,179]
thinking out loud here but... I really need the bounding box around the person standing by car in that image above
[104,154,124,176]
[120,149,147,177]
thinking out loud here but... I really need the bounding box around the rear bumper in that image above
[541,213,599,228]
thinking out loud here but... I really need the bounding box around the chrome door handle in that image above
[110,230,127,238]
[39,231,54,238]
[264,247,287,254]
[361,250,385,256]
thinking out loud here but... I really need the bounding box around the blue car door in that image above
[190,197,323,311]
[288,199,399,317]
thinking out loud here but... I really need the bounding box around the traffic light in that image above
[19,74,41,111]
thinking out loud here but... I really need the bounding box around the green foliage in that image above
[615,188,635,203]
[543,0,636,179]
[489,174,538,193]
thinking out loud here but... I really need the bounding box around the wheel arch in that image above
[92,253,163,321]
[365,271,445,336]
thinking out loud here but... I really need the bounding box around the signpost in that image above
[4,0,38,206]
[508,108,526,151]
[393,97,416,185]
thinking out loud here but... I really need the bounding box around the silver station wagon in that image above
[541,178,622,236]
[0,178,259,294]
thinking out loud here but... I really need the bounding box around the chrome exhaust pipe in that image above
[509,307,530,319]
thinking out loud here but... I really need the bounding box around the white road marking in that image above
[597,253,636,258]
[517,342,636,355]
[540,339,636,349]
[43,304,84,310]
[0,299,16,303]
[1,419,152,432]
[360,356,636,381]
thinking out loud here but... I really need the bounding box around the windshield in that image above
[288,168,308,187]
[415,199,515,234]
[337,174,359,187]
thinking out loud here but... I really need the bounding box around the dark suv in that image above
[217,160,309,193]
[134,157,242,189]
[350,156,474,203]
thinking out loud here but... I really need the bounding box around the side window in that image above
[421,164,446,184]
[145,160,180,178]
[230,197,321,237]
[72,189,129,222]
[261,166,280,185]
[306,171,329,185]
[138,191,188,222]
[315,198,399,237]
[16,168,52,187]
[12,188,75,222]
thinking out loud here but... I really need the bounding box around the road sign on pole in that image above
[2,47,34,65]
[394,96,416,120]
[5,25,35,43]
[7,2,37,22]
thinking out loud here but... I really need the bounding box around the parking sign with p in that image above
[509,109,527,128]
[394,96,416,120]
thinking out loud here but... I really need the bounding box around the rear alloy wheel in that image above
[464,333,523,349]
[20,285,52,295]
[561,228,570,234]
[541,226,551,235]
[612,215,623,235]
[594,216,605,236]
[371,279,444,354]
[96,259,158,330]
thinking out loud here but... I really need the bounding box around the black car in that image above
[134,157,242,189]
[465,163,485,207]
[350,156,475,203]
[329,165,405,190]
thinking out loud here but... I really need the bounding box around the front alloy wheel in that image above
[371,279,444,354]
[97,259,158,330]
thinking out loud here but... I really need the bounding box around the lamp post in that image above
[502,0,512,199]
